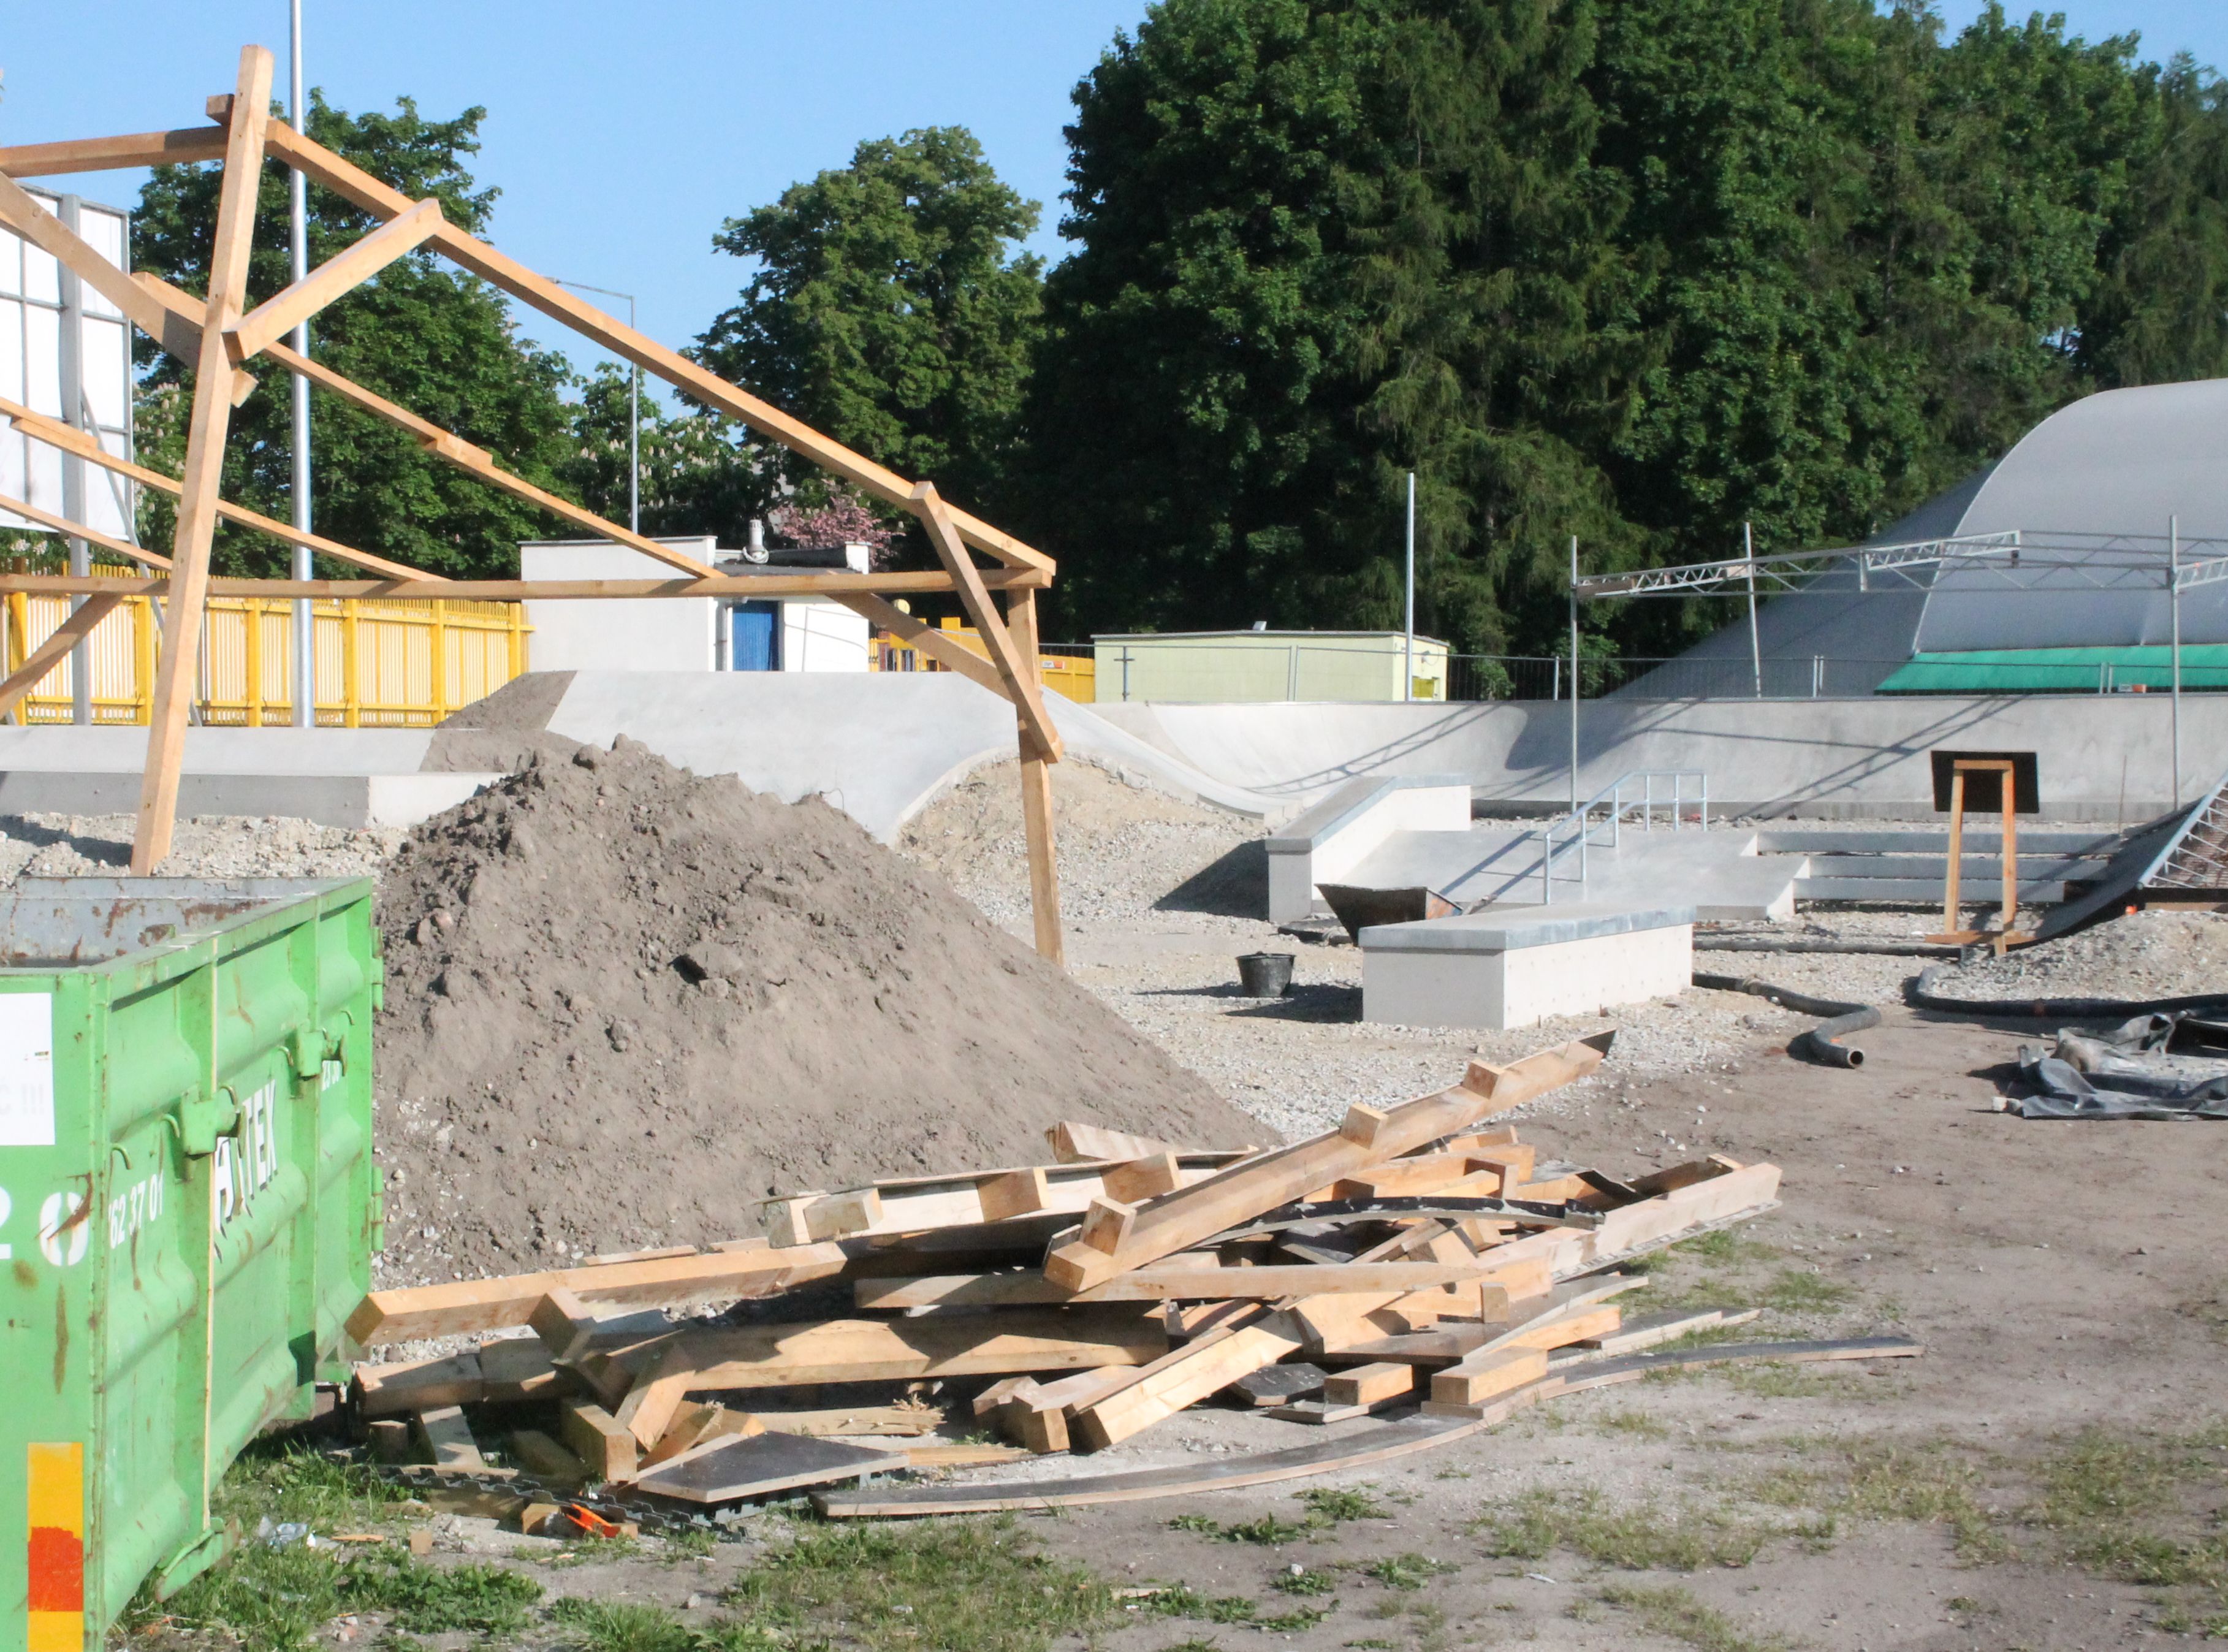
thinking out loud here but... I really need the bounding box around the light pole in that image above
[553,280,640,534]
[1402,471,1415,703]
[287,0,314,726]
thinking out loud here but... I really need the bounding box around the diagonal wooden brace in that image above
[0,596,124,723]
[0,492,167,568]
[913,482,1062,763]
[229,197,444,362]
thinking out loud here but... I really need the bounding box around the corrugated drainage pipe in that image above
[1694,972,1880,1068]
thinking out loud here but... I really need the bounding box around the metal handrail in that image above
[1537,770,1709,904]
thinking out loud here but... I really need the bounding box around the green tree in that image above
[131,93,576,578]
[558,364,775,544]
[694,128,1044,527]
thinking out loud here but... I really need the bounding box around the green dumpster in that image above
[0,877,382,1651]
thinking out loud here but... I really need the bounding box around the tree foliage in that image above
[1025,0,2228,653]
[694,127,1044,527]
[132,94,576,578]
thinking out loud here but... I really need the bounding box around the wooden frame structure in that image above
[0,45,1067,959]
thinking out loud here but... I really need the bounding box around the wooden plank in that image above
[477,1336,568,1404]
[853,1258,1504,1310]
[1102,1153,1182,1204]
[753,1401,945,1438]
[1070,1320,1306,1450]
[507,1429,588,1484]
[0,127,232,177]
[611,1308,1166,1392]
[1047,1122,1183,1163]
[558,1401,638,1483]
[915,483,1062,762]
[0,173,202,360]
[353,1350,482,1418]
[903,1444,1028,1469]
[346,1243,852,1346]
[229,198,443,360]
[764,1154,1247,1245]
[1427,1346,1549,1407]
[0,395,425,580]
[0,595,121,722]
[630,1433,903,1505]
[835,592,1006,696]
[1583,1162,1782,1263]
[1502,1303,1621,1352]
[414,1406,485,1472]
[1007,585,1066,962]
[1573,1307,1752,1357]
[257,120,1052,574]
[367,1418,413,1464]
[0,569,1041,601]
[1323,1363,1413,1408]
[980,1168,1052,1221]
[614,1344,702,1450]
[1043,1034,1611,1293]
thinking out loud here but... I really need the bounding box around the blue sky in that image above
[4,1,2223,383]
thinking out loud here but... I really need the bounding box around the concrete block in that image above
[1361,902,1694,1030]
[1263,774,1473,921]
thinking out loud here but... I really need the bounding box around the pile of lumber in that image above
[344,1033,1803,1516]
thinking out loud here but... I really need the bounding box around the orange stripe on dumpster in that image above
[26,1441,85,1652]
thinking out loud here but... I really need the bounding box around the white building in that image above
[520,535,874,674]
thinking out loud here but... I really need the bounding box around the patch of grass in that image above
[1591,1407,1672,1439]
[1158,1641,1223,1652]
[660,1526,720,1561]
[1677,1229,1778,1265]
[1746,1438,2006,1562]
[1345,1640,1399,1650]
[548,1532,645,1568]
[1223,1512,1312,1544]
[722,1516,1111,1652]
[1299,1486,1387,1523]
[1167,1513,1221,1534]
[1364,1553,1458,1591]
[2025,1425,2228,1616]
[1473,1488,1779,1570]
[1198,1597,1258,1624]
[548,1597,782,1652]
[1760,1268,1853,1314]
[341,1547,545,1636]
[1274,1567,1339,1596]
[1254,1604,1334,1631]
[1597,1583,1793,1652]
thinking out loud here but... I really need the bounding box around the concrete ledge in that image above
[1263,774,1473,922]
[1358,901,1697,953]
[0,770,497,829]
[1362,901,1694,1030]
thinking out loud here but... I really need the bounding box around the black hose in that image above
[1693,971,1880,1068]
[1905,964,2228,1021]
[1697,936,1962,959]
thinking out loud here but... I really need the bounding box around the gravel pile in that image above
[1920,908,2228,1004]
[0,812,398,883]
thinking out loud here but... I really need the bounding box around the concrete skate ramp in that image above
[539,672,1289,842]
[1092,696,2228,820]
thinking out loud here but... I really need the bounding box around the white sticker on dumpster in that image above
[0,992,55,1147]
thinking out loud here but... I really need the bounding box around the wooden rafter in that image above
[0,572,1035,601]
[916,483,1062,762]
[0,494,168,569]
[228,197,444,362]
[0,396,427,582]
[132,45,273,875]
[0,596,124,724]
[833,593,1006,695]
[0,128,230,177]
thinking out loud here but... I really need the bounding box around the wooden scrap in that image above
[1046,1121,1180,1164]
[1230,1364,1328,1407]
[1426,1345,1551,1409]
[903,1443,1028,1469]
[1043,1035,1612,1293]
[629,1432,903,1505]
[759,1152,1250,1246]
[478,1336,567,1404]
[753,1401,947,1437]
[852,1258,1508,1310]
[1070,1319,1306,1450]
[348,1243,853,1346]
[353,1350,481,1417]
[557,1400,637,1483]
[1573,1306,1758,1357]
[507,1429,588,1484]
[366,1418,412,1464]
[644,1403,764,1468]
[1323,1363,1413,1408]
[413,1406,485,1472]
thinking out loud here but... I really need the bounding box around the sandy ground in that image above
[70,768,2228,1649]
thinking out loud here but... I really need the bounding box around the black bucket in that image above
[1236,951,1295,997]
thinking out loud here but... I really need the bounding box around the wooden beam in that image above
[1041,1034,1613,1293]
[345,1242,852,1346]
[1048,1122,1182,1164]
[0,127,230,178]
[603,1309,1166,1391]
[915,484,1062,763]
[834,593,1007,696]
[229,198,443,361]
[853,1259,1518,1309]
[255,337,718,577]
[134,45,273,875]
[0,495,165,569]
[256,120,1054,574]
[0,395,425,581]
[0,570,1032,601]
[1008,586,1065,963]
[1070,1319,1304,1450]
[0,173,204,361]
[0,596,122,722]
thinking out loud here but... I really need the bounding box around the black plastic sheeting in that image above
[2014,1013,2228,1119]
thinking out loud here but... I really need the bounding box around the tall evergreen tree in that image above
[132,94,576,578]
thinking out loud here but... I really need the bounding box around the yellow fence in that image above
[0,593,530,727]
[871,617,1097,701]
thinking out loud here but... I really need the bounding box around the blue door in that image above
[730,601,781,671]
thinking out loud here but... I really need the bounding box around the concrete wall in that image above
[780,601,870,672]
[1263,776,1473,920]
[522,538,721,674]
[1093,695,2228,820]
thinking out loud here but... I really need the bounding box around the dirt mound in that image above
[371,737,1252,1287]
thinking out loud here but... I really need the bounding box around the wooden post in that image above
[1941,769,1965,935]
[134,596,154,725]
[1007,588,1065,966]
[242,600,263,726]
[1999,769,2020,942]
[430,598,449,723]
[130,47,272,872]
[341,600,362,728]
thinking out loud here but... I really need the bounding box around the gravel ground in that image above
[0,811,398,882]
[1920,905,2228,1003]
